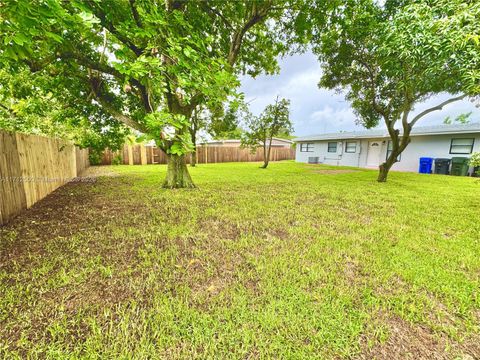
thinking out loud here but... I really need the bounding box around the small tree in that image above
[310,0,480,182]
[242,97,292,169]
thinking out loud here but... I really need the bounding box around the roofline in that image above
[201,137,293,144]
[294,126,480,142]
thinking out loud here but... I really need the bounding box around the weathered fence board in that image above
[102,145,295,165]
[0,130,89,225]
[76,148,89,175]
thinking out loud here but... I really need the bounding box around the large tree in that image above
[0,0,307,188]
[310,0,480,182]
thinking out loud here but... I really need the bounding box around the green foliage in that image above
[312,0,479,129]
[0,66,129,156]
[111,154,123,166]
[444,112,472,125]
[242,97,292,151]
[78,123,129,166]
[469,152,480,170]
[0,0,309,162]
[209,99,247,139]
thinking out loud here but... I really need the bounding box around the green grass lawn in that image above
[1,161,479,358]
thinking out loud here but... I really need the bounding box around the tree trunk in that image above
[377,136,410,182]
[259,140,266,168]
[190,149,197,167]
[262,137,273,168]
[163,154,195,189]
[190,117,197,167]
[377,160,394,182]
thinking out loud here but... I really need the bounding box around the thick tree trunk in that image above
[163,154,195,189]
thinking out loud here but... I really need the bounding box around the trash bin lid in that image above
[451,157,469,163]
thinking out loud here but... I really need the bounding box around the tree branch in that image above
[0,102,16,117]
[227,4,271,66]
[129,0,143,28]
[201,2,234,30]
[409,94,467,126]
[95,93,146,133]
[84,1,143,56]
[356,57,388,118]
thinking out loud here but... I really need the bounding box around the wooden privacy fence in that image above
[0,130,89,225]
[101,144,295,165]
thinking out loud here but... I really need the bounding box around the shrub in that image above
[112,154,123,165]
[88,149,103,165]
[469,152,480,175]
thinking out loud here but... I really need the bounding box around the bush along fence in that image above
[0,130,89,225]
[101,144,296,165]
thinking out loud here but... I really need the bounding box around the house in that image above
[294,123,480,173]
[199,138,293,148]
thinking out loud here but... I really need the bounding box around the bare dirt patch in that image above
[80,165,120,178]
[358,315,480,360]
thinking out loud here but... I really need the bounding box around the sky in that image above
[240,51,480,137]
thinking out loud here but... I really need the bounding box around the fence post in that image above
[127,145,134,165]
[140,145,147,165]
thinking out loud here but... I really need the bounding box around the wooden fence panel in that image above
[0,130,89,225]
[76,148,89,174]
[0,131,27,225]
[102,145,294,165]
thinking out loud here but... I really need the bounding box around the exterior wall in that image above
[388,134,480,172]
[296,133,480,173]
[296,139,366,167]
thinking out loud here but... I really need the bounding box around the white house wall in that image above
[295,139,367,167]
[389,134,480,172]
[296,133,480,172]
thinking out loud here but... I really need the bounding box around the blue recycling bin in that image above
[419,157,434,174]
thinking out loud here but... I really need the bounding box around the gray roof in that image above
[294,122,480,142]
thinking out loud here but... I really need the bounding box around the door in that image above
[366,141,382,167]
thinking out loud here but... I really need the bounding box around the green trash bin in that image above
[450,157,469,176]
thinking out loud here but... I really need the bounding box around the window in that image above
[450,138,474,154]
[345,141,357,153]
[327,142,337,153]
[300,143,314,152]
[386,141,401,161]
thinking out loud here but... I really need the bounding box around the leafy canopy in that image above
[0,0,308,157]
[0,65,129,156]
[311,0,480,129]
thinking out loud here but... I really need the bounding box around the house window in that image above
[345,141,357,153]
[300,143,314,152]
[386,141,401,161]
[450,138,474,154]
[327,142,337,153]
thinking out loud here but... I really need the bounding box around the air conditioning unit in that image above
[308,157,319,164]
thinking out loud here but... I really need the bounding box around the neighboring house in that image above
[294,123,480,173]
[199,138,293,148]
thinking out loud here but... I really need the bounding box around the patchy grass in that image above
[1,161,479,359]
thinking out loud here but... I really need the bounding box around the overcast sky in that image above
[240,51,480,137]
